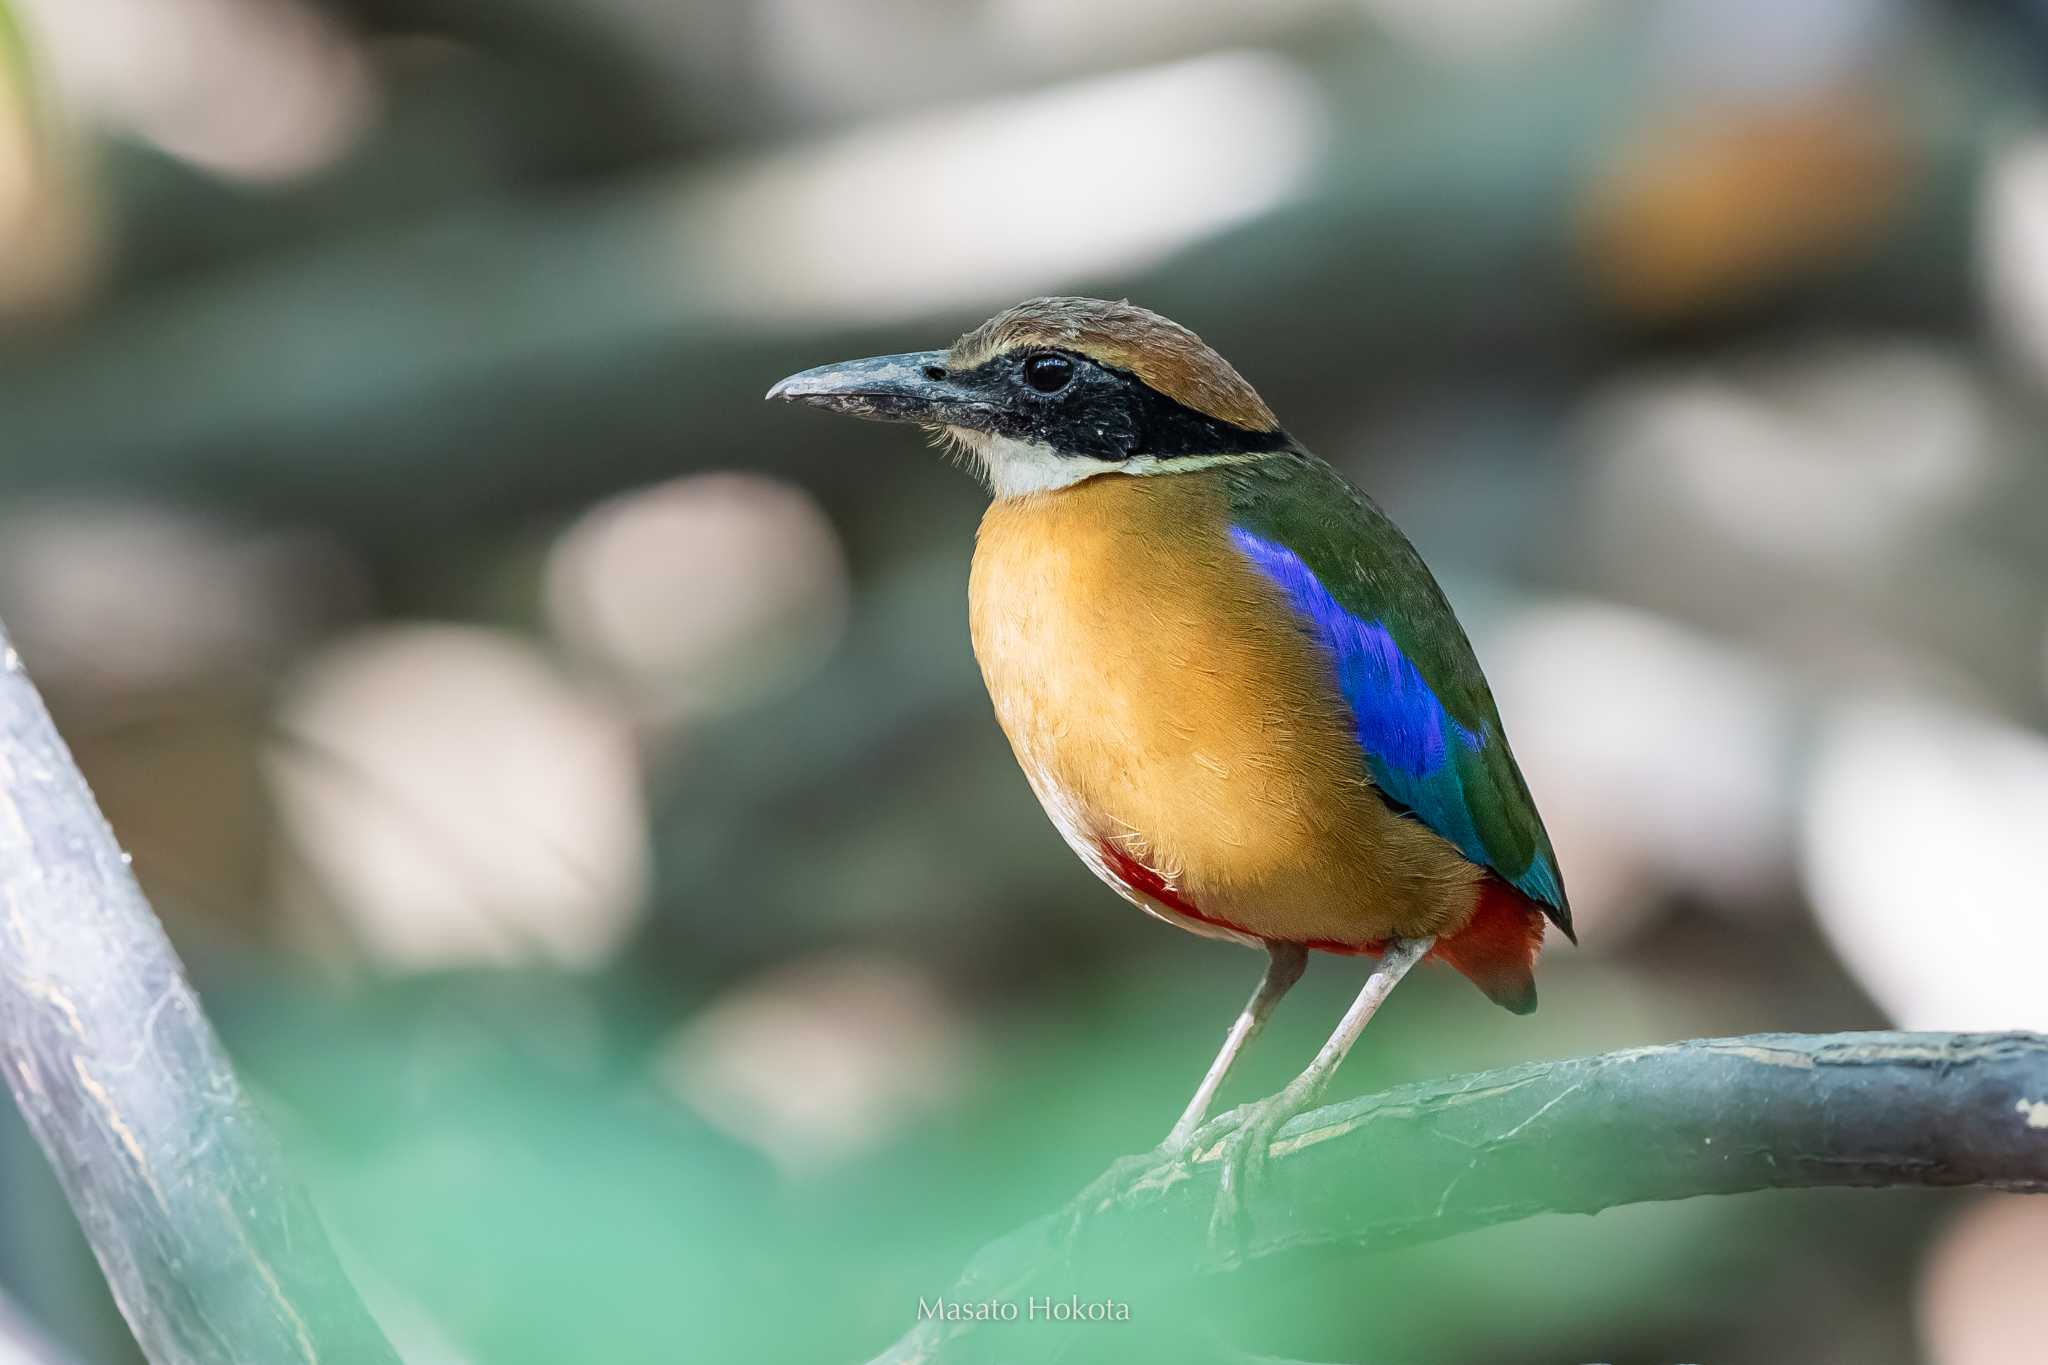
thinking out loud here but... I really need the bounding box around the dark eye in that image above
[1023,353,1074,394]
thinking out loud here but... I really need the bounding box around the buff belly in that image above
[968,470,1484,949]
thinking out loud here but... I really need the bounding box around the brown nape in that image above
[950,297,1280,433]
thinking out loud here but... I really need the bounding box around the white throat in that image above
[945,432,1109,497]
[946,430,1276,500]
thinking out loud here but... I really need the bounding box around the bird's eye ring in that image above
[1022,352,1075,395]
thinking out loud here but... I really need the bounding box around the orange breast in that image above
[967,470,1485,948]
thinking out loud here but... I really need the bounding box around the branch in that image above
[0,621,400,1365]
[875,1031,2048,1364]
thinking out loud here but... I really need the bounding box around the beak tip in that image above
[762,351,956,421]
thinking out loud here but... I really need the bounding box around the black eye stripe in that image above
[941,350,1291,461]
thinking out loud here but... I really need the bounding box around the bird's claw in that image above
[1056,1140,1196,1247]
[1203,1079,1322,1256]
[1205,1111,1276,1253]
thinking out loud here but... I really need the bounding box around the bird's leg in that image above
[1058,942,1307,1241]
[1165,941,1308,1149]
[1206,935,1434,1252]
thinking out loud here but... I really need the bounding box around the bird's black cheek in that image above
[972,407,1041,442]
[1033,390,1142,459]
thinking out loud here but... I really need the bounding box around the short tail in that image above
[1432,878,1548,1014]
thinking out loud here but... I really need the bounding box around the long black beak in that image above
[765,350,988,425]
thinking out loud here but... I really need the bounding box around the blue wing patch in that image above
[1229,526,1560,905]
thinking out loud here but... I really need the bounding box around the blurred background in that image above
[1,0,2046,1360]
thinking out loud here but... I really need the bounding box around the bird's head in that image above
[767,297,1291,497]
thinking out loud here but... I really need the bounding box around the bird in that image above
[767,297,1572,1237]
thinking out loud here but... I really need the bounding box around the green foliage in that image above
[0,2,27,109]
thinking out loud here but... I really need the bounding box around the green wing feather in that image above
[1225,451,1573,938]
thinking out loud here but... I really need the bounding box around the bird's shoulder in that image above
[1221,450,1488,726]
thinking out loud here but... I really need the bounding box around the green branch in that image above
[874,1031,2048,1364]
